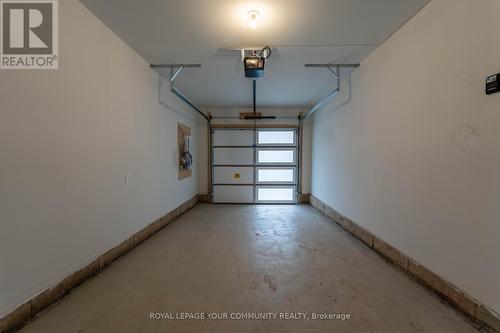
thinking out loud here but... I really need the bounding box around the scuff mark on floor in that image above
[263,274,277,292]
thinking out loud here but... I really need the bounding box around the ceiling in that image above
[80,0,429,108]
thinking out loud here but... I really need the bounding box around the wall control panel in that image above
[486,73,500,95]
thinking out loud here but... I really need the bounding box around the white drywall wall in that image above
[0,0,200,317]
[197,108,312,196]
[311,0,500,312]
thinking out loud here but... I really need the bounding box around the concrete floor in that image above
[19,204,477,333]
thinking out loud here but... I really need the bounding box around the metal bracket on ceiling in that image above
[170,66,183,83]
[150,63,201,85]
[150,64,210,121]
[299,63,360,121]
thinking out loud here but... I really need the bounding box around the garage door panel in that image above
[258,130,296,145]
[257,186,295,203]
[257,149,296,165]
[211,129,297,204]
[214,167,254,184]
[213,186,254,203]
[257,167,296,184]
[214,148,254,165]
[213,130,254,146]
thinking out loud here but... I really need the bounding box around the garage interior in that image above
[0,0,499,332]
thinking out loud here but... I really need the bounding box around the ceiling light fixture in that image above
[247,10,260,29]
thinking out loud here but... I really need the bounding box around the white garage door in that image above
[212,128,297,204]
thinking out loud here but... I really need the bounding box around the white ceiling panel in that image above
[80,0,429,107]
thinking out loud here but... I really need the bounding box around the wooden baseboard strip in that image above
[299,194,311,204]
[308,195,500,333]
[0,195,199,333]
[198,193,211,203]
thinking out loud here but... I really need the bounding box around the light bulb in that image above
[247,10,260,29]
